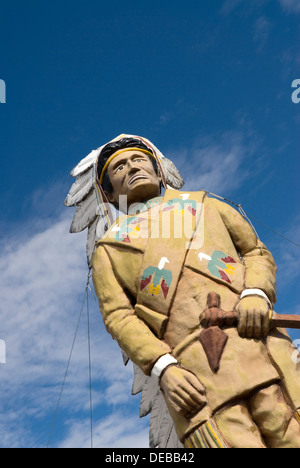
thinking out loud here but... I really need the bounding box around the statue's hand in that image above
[236,296,270,339]
[159,365,207,419]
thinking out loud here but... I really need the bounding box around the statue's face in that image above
[104,149,162,208]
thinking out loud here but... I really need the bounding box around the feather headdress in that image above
[65,134,184,267]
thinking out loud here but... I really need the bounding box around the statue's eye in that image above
[115,164,125,173]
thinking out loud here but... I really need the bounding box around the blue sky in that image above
[0,0,299,448]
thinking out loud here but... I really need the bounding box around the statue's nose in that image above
[127,159,140,173]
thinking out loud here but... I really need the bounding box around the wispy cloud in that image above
[221,0,245,15]
[253,16,272,52]
[221,0,300,16]
[279,0,300,13]
[250,213,300,345]
[167,131,264,198]
[155,99,197,131]
[58,413,149,448]
[0,209,145,447]
[269,216,300,291]
[269,219,300,344]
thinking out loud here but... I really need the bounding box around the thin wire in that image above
[243,213,300,248]
[87,281,98,303]
[47,271,95,449]
[236,204,261,241]
[206,191,300,248]
[47,286,87,448]
[86,283,93,449]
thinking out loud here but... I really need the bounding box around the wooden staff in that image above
[201,292,300,329]
[199,292,300,373]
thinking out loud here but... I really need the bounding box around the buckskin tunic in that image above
[92,189,300,445]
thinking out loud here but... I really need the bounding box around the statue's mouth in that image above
[128,174,148,185]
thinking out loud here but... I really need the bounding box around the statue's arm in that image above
[211,198,277,338]
[92,244,172,376]
[211,197,277,302]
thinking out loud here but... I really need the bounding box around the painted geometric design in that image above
[113,216,146,243]
[207,250,237,284]
[140,258,172,299]
[162,198,197,216]
[184,419,229,448]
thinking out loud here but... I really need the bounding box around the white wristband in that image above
[240,289,272,307]
[151,354,178,378]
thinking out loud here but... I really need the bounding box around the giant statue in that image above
[65,134,300,448]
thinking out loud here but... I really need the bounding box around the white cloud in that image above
[221,0,245,15]
[0,210,145,447]
[221,0,300,15]
[279,0,300,13]
[168,131,263,198]
[58,413,149,448]
[269,216,300,290]
[253,16,272,52]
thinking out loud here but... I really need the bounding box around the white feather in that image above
[129,362,182,447]
[140,377,160,418]
[157,404,173,447]
[149,391,170,448]
[156,401,183,448]
[70,148,101,178]
[121,350,129,366]
[166,425,183,448]
[149,391,183,448]
[86,217,99,267]
[70,191,98,233]
[161,157,184,190]
[64,168,94,207]
[95,214,110,237]
[131,364,147,395]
